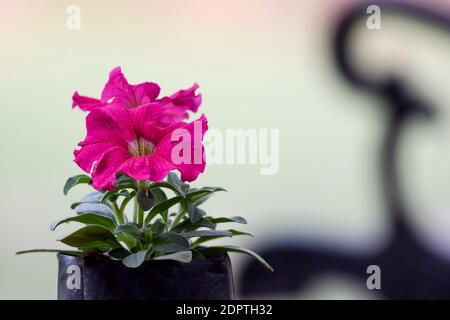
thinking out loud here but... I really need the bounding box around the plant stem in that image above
[133,196,139,224]
[119,192,135,215]
[108,200,135,249]
[170,204,187,230]
[164,218,169,232]
[133,195,145,227]
[138,207,144,227]
[108,200,125,225]
[119,236,137,252]
[135,180,151,227]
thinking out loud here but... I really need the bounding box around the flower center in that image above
[128,138,155,157]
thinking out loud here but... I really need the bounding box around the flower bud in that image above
[137,188,154,211]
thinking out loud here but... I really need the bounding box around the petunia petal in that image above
[74,105,140,176]
[72,91,108,111]
[100,67,134,108]
[159,83,202,113]
[154,105,190,126]
[133,82,161,105]
[156,114,208,182]
[128,103,168,138]
[74,141,112,173]
[91,146,130,190]
[117,154,175,182]
[85,105,138,145]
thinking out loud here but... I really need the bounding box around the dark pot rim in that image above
[57,251,231,267]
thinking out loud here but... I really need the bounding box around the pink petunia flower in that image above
[72,67,202,125]
[74,103,208,190]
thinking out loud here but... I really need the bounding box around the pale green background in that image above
[1,0,450,299]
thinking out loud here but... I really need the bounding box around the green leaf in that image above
[16,249,81,256]
[153,232,190,254]
[63,174,92,195]
[58,225,122,251]
[114,173,136,187]
[70,202,82,209]
[191,230,253,248]
[119,190,137,213]
[153,250,192,263]
[171,217,216,232]
[50,213,116,231]
[228,229,255,236]
[144,196,185,225]
[167,172,181,185]
[192,249,206,260]
[204,186,227,192]
[199,245,273,272]
[71,192,125,227]
[149,220,165,235]
[209,216,247,224]
[192,194,212,206]
[149,181,185,198]
[188,204,205,223]
[142,227,153,241]
[151,188,167,204]
[167,172,190,192]
[70,192,116,220]
[108,248,130,259]
[122,250,147,268]
[114,223,142,239]
[102,184,136,203]
[71,191,106,210]
[186,187,226,204]
[147,188,168,223]
[181,230,232,238]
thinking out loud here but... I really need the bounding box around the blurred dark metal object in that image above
[240,1,450,299]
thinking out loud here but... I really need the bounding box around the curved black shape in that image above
[239,1,450,299]
[335,1,450,90]
[334,1,450,231]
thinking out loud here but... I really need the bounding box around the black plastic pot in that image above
[57,253,235,300]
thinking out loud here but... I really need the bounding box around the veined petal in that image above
[72,67,131,111]
[74,106,140,177]
[154,105,190,126]
[141,115,185,146]
[74,141,112,173]
[128,103,168,138]
[85,106,138,145]
[72,92,107,111]
[156,114,208,182]
[91,146,130,190]
[100,67,134,108]
[133,82,161,105]
[117,154,175,182]
[159,83,202,113]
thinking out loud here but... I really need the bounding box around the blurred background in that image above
[1,0,450,299]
